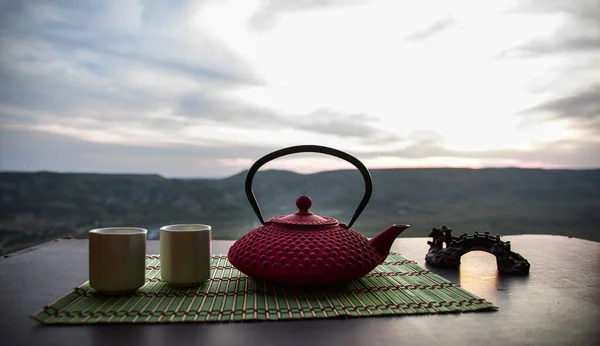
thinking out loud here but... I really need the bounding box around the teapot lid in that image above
[269,195,339,227]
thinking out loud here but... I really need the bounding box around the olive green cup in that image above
[88,227,147,295]
[160,224,212,287]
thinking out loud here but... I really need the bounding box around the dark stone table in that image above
[1,235,598,346]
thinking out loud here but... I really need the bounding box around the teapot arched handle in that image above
[245,145,373,228]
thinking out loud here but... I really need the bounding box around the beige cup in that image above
[89,227,147,294]
[160,224,211,287]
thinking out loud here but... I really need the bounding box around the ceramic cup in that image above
[88,227,147,295]
[160,224,212,287]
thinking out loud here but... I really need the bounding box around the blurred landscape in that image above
[1,167,599,256]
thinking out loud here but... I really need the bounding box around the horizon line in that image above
[1,165,599,179]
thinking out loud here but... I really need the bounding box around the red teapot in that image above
[227,145,409,286]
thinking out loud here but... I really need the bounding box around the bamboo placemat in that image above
[33,253,496,324]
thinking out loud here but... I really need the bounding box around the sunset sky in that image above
[0,0,599,177]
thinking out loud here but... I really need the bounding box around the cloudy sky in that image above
[0,0,598,177]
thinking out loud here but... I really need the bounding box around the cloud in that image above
[498,1,600,139]
[502,0,600,57]
[1,0,599,175]
[0,0,258,122]
[516,85,600,135]
[175,93,283,126]
[523,85,600,119]
[3,125,598,178]
[355,137,600,169]
[175,92,398,142]
[0,121,401,178]
[0,0,398,149]
[4,1,257,74]
[298,110,382,137]
[404,16,456,41]
[40,33,252,83]
[0,125,280,177]
[0,5,257,85]
[502,36,600,58]
[249,0,365,30]
[513,0,600,20]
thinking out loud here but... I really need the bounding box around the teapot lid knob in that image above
[269,194,337,226]
[296,195,312,211]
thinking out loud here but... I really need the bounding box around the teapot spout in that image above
[369,224,410,260]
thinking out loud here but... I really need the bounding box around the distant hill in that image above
[1,168,599,255]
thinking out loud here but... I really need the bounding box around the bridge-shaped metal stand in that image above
[425,226,530,275]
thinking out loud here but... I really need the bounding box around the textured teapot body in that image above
[228,145,409,286]
[227,223,385,285]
